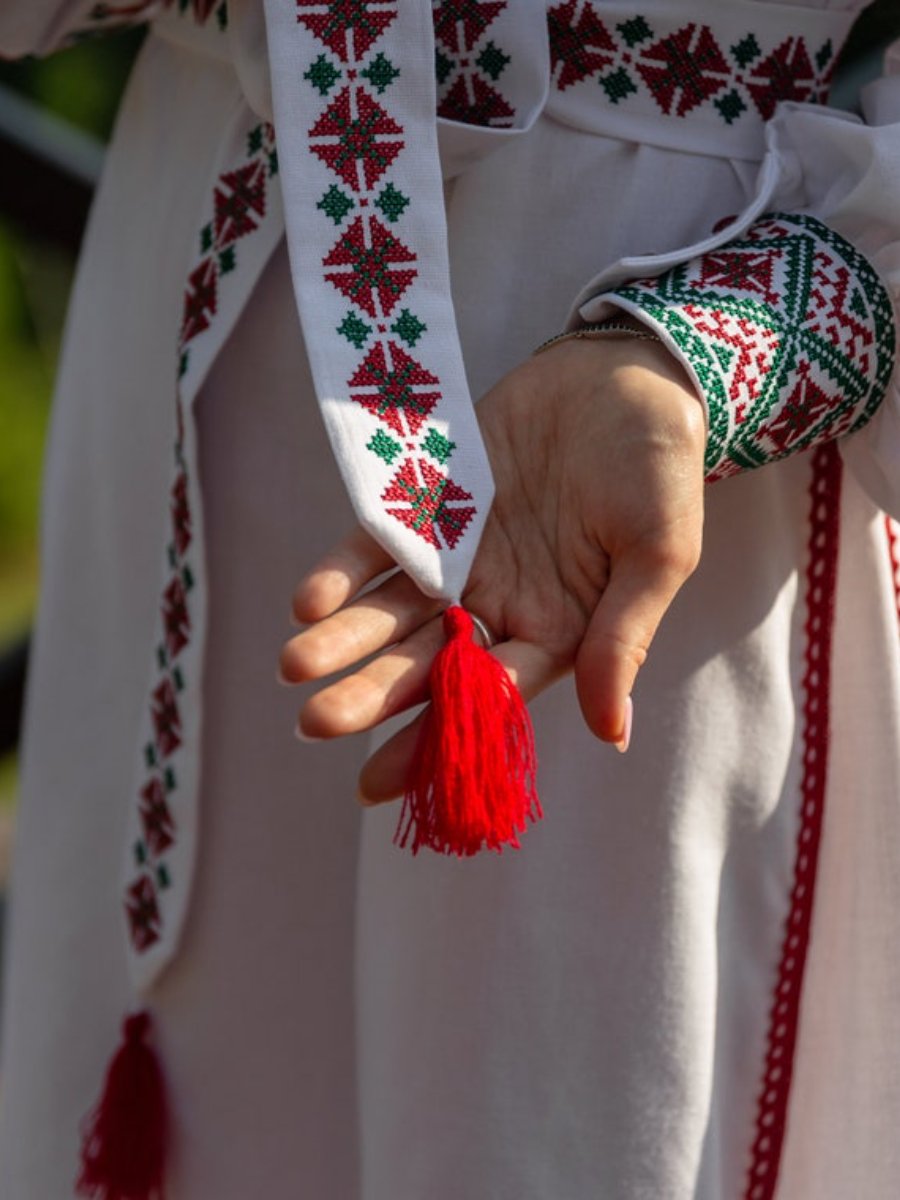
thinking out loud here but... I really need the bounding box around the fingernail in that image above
[615,696,633,754]
[289,611,306,630]
[295,726,323,744]
[277,666,292,686]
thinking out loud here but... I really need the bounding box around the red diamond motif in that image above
[383,457,476,549]
[638,24,729,117]
[161,576,191,660]
[171,472,192,558]
[696,250,781,307]
[746,37,816,120]
[348,341,441,436]
[181,257,218,344]
[323,215,417,318]
[139,776,176,857]
[126,875,161,952]
[309,86,404,192]
[548,0,615,91]
[151,677,182,760]
[758,362,834,454]
[214,160,267,246]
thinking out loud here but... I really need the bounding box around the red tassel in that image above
[396,606,541,855]
[77,1010,168,1200]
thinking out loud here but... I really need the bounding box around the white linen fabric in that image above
[1,2,900,1198]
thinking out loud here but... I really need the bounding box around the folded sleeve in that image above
[0,1,159,58]
[575,65,900,516]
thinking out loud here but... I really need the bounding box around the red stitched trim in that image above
[886,516,900,630]
[743,442,842,1200]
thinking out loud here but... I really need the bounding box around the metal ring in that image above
[468,611,496,649]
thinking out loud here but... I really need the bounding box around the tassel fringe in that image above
[77,1010,168,1200]
[396,606,541,855]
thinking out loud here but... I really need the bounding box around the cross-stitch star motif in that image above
[300,0,483,554]
[607,212,895,481]
[548,1,837,125]
[124,122,280,955]
[432,0,515,127]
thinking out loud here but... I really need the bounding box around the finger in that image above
[298,616,445,739]
[292,526,394,624]
[357,636,570,803]
[574,542,696,745]
[281,572,444,683]
[357,715,424,805]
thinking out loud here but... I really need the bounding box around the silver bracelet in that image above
[534,319,662,356]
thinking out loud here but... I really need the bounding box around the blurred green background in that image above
[0,29,143,822]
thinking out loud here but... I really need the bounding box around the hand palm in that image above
[280,337,706,802]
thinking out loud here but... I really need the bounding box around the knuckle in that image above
[642,535,701,581]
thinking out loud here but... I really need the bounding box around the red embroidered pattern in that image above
[124,122,278,954]
[609,214,896,481]
[548,1,840,124]
[743,443,842,1200]
[433,0,515,128]
[301,0,477,549]
[887,516,900,631]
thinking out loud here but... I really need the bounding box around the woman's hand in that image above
[279,336,707,803]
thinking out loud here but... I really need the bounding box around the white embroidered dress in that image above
[1,2,899,1198]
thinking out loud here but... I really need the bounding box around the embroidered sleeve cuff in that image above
[598,212,896,482]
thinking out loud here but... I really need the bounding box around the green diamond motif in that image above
[477,41,510,81]
[391,308,427,347]
[318,184,355,225]
[157,864,171,889]
[731,34,761,67]
[248,125,264,154]
[134,840,147,866]
[435,47,454,86]
[144,743,157,769]
[200,223,213,253]
[268,149,279,176]
[375,182,410,223]
[715,89,746,125]
[815,39,833,71]
[337,312,372,349]
[362,52,400,93]
[367,428,402,464]
[164,766,176,790]
[616,17,652,47]
[218,246,236,274]
[601,68,638,104]
[156,645,167,670]
[178,351,189,380]
[422,427,456,465]
[304,54,342,96]
[182,565,194,590]
[216,3,227,31]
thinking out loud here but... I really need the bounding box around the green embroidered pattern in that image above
[302,0,477,549]
[549,1,844,124]
[606,213,896,481]
[391,308,427,347]
[125,121,279,954]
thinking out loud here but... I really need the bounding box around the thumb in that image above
[575,541,696,747]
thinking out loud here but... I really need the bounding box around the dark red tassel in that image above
[77,1010,168,1200]
[396,605,541,855]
